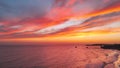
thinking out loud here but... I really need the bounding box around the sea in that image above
[0,44,118,68]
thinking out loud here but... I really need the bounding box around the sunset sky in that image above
[0,0,120,44]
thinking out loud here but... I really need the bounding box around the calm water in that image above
[0,45,86,68]
[0,45,112,68]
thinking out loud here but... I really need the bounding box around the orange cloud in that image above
[0,0,120,44]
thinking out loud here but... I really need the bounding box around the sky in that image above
[0,0,120,44]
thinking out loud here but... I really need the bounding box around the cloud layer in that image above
[0,0,120,40]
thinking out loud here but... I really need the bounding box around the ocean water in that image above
[0,45,83,68]
[0,45,119,68]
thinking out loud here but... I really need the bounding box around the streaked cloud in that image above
[0,0,120,43]
[35,18,87,34]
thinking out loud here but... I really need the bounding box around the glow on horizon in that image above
[0,32,120,44]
